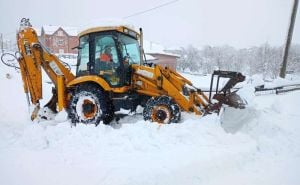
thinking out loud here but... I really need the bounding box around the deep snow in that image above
[0,59,300,185]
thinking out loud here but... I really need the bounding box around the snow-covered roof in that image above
[143,40,180,57]
[144,54,157,61]
[79,18,136,34]
[33,27,41,36]
[42,25,78,36]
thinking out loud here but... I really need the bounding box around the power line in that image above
[123,0,179,19]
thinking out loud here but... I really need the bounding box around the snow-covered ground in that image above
[0,59,300,185]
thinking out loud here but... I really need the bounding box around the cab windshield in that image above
[76,32,141,87]
[76,35,89,76]
[118,34,141,65]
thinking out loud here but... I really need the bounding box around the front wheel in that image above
[143,96,181,124]
[68,84,114,125]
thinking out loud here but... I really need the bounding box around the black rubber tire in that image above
[68,84,114,125]
[143,95,181,124]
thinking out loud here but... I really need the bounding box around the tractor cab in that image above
[76,26,141,87]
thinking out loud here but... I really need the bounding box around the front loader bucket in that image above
[213,91,247,109]
[205,70,246,113]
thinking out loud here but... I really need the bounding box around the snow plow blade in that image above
[213,91,246,109]
[206,70,246,113]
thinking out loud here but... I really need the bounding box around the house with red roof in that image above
[39,25,79,54]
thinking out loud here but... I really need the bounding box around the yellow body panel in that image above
[57,76,66,111]
[67,75,111,91]
[67,75,131,93]
[131,64,209,115]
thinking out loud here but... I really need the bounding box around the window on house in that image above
[57,40,65,46]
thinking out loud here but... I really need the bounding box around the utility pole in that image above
[280,0,299,78]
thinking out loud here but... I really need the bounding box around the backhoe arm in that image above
[17,19,75,119]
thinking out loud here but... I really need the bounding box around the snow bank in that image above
[247,74,300,88]
[0,60,300,185]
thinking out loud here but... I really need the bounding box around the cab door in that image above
[93,34,122,87]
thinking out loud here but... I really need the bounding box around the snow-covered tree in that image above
[176,44,300,78]
[177,45,202,73]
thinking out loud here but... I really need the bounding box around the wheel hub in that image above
[156,110,167,120]
[151,105,171,124]
[82,99,97,119]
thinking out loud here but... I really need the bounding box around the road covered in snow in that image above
[0,62,300,185]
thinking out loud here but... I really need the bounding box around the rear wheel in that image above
[143,96,181,124]
[68,84,114,125]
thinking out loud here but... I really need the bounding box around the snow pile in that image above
[247,74,300,88]
[0,62,300,185]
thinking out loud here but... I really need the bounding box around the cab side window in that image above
[94,35,121,86]
[95,36,119,66]
[77,35,89,76]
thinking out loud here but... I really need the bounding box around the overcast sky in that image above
[0,0,299,48]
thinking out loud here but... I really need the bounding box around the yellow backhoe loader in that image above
[2,18,246,125]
